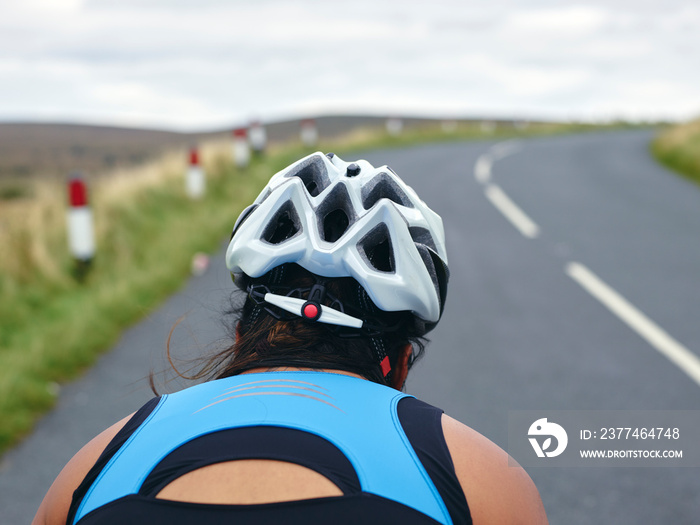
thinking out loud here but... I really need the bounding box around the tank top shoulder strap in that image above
[73,371,452,525]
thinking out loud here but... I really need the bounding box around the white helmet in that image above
[226,152,449,333]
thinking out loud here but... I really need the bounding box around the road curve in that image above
[1,129,699,524]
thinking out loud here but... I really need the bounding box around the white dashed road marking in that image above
[484,184,540,239]
[566,262,700,387]
[475,142,700,387]
[475,141,539,239]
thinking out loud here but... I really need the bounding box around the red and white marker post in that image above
[300,118,318,147]
[66,174,96,279]
[386,116,403,136]
[186,146,205,199]
[248,120,267,156]
[232,127,250,168]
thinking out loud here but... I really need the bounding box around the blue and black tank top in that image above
[67,371,471,524]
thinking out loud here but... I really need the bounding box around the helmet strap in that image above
[357,283,392,380]
[249,264,288,323]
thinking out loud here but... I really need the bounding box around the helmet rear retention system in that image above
[226,152,449,335]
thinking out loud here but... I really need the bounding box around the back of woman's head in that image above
[213,263,427,385]
[200,152,449,386]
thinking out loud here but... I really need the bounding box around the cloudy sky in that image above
[1,0,698,131]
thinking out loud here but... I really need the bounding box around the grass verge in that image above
[651,118,700,186]
[0,119,628,454]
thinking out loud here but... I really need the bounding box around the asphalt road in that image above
[2,129,699,523]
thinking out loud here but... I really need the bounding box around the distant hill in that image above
[0,115,469,179]
[0,123,219,179]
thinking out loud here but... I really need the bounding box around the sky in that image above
[0,0,698,131]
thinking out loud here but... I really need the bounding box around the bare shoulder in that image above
[32,413,134,525]
[441,414,548,525]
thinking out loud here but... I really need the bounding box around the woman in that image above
[34,152,547,524]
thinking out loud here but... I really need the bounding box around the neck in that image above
[240,367,366,380]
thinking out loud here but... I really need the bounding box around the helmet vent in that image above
[262,201,301,244]
[409,226,438,253]
[358,223,395,273]
[323,209,350,243]
[362,173,414,210]
[317,183,356,242]
[287,155,329,197]
[415,244,449,315]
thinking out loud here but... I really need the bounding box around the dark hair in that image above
[160,264,427,389]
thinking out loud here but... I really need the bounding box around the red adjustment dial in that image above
[301,301,321,321]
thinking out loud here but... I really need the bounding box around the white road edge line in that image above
[474,155,492,184]
[484,184,540,239]
[566,261,700,387]
[473,140,521,184]
[491,139,522,160]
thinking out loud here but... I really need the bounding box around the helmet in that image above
[226,152,449,334]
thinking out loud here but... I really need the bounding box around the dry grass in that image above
[652,118,700,185]
[95,138,231,202]
[0,179,67,285]
[0,139,230,284]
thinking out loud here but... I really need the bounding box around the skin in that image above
[33,345,548,525]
